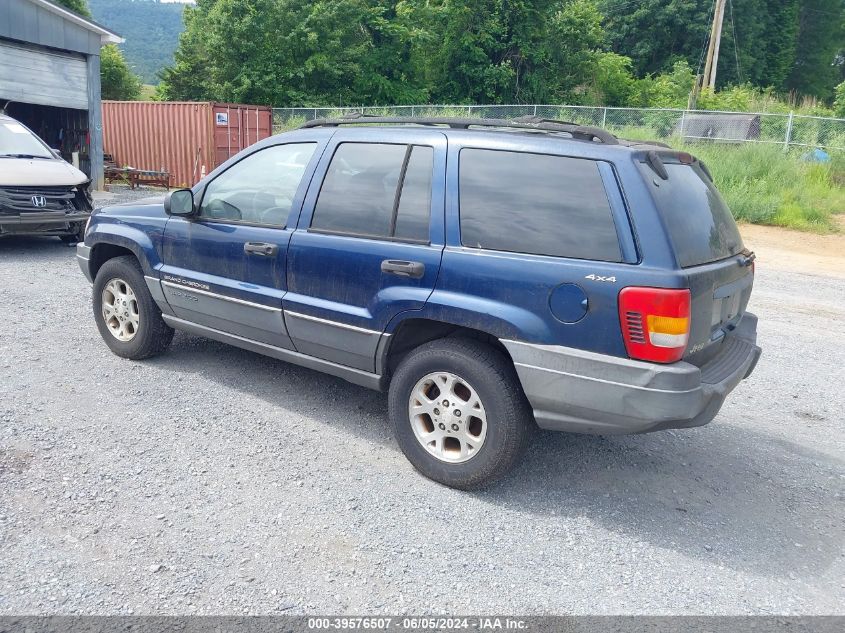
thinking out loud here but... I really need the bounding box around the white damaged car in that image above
[0,113,92,242]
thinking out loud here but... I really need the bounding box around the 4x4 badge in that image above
[584,274,616,283]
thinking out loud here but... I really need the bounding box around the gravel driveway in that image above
[0,236,842,615]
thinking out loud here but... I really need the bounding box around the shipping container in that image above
[102,101,273,188]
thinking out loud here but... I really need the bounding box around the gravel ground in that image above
[0,236,842,615]
[92,185,166,208]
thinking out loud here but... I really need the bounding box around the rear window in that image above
[646,162,743,268]
[459,149,622,262]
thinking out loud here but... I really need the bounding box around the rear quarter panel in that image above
[414,135,687,357]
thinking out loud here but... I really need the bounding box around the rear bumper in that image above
[503,313,761,435]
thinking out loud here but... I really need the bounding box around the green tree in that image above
[156,0,216,101]
[584,52,640,106]
[786,0,845,100]
[599,0,711,79]
[100,43,142,100]
[160,0,428,105]
[600,0,843,101]
[639,60,697,108]
[413,0,618,104]
[540,0,609,102]
[51,0,92,18]
[834,80,845,116]
[158,0,845,107]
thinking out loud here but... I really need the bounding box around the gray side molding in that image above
[163,315,384,391]
[144,275,174,316]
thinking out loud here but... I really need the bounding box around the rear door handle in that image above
[244,241,278,257]
[381,259,425,279]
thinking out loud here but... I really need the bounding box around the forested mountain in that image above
[88,0,187,84]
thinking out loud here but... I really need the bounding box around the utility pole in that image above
[701,0,727,91]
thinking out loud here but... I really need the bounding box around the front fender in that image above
[86,222,162,277]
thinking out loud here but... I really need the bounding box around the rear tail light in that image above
[619,287,691,363]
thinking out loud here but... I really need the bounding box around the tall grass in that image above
[673,143,844,232]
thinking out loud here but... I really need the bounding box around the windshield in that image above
[0,120,53,158]
[644,161,744,268]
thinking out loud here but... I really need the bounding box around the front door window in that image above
[200,143,317,226]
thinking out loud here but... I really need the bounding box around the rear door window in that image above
[458,148,621,262]
[311,143,433,242]
[643,162,743,268]
[394,146,434,241]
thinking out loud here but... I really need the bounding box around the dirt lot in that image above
[740,222,845,279]
[0,225,843,615]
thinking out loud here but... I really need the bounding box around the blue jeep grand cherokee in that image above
[77,116,761,489]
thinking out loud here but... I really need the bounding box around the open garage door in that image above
[0,40,88,110]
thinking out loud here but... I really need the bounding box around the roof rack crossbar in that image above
[299,113,620,145]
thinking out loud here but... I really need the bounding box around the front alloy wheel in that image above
[92,255,173,360]
[101,278,140,342]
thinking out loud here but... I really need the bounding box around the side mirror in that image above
[164,189,195,217]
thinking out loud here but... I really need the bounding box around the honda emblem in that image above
[31,195,47,208]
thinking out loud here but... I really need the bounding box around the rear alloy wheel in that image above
[408,371,488,463]
[389,338,533,489]
[92,255,173,359]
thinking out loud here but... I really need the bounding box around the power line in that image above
[696,0,719,78]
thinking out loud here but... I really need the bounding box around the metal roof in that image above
[25,0,123,44]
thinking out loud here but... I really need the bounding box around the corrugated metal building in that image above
[0,0,121,188]
[102,101,273,188]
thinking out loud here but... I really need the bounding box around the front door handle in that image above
[381,259,425,279]
[244,241,278,257]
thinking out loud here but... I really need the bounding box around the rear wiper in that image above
[740,251,756,267]
[0,153,51,159]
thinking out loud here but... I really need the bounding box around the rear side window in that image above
[311,143,433,242]
[458,149,621,262]
[645,162,743,268]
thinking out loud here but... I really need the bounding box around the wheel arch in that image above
[377,316,515,382]
[87,232,154,280]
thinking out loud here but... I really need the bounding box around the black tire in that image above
[92,255,173,359]
[388,338,534,489]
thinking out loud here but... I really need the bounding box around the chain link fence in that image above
[273,104,845,151]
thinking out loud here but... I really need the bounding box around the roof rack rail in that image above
[512,114,578,127]
[300,112,620,145]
